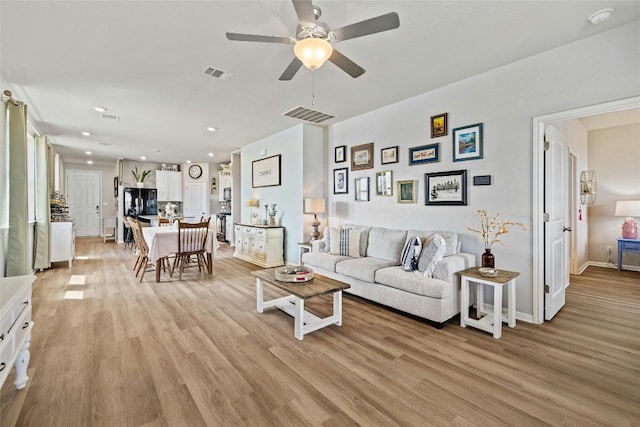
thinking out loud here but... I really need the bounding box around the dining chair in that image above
[130,218,168,282]
[127,217,143,272]
[171,218,210,280]
[158,217,171,227]
[122,216,134,250]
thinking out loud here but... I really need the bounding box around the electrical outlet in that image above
[606,245,613,253]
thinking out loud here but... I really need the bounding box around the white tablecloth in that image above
[142,226,219,262]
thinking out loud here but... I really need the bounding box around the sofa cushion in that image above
[302,252,352,272]
[418,234,447,278]
[367,227,408,263]
[336,257,398,283]
[407,230,459,257]
[375,266,452,299]
[344,224,371,256]
[329,228,361,258]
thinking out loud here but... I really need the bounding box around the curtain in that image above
[33,134,51,270]
[5,99,30,276]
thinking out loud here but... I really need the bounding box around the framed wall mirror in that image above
[375,170,393,196]
[354,177,370,202]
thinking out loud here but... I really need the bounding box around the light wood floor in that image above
[1,238,639,426]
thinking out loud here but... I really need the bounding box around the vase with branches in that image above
[466,209,525,267]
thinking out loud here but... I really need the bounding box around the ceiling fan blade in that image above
[226,33,294,44]
[328,49,365,78]
[292,0,316,27]
[331,12,400,42]
[279,57,304,81]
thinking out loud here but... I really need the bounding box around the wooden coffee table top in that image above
[252,267,350,300]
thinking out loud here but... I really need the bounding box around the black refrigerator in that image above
[123,188,158,218]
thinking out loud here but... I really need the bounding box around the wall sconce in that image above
[304,198,326,241]
[615,200,640,239]
[580,170,597,205]
[246,199,260,224]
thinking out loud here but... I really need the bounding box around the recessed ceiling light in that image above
[207,127,217,132]
[208,153,215,157]
[588,8,613,24]
[87,160,93,165]
[186,160,192,164]
[85,151,92,155]
[81,131,91,136]
[93,106,107,113]
[140,156,147,160]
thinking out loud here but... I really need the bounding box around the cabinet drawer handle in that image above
[0,363,5,372]
[23,322,29,329]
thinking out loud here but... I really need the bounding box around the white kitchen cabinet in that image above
[218,171,232,202]
[233,224,284,268]
[156,170,182,201]
[50,221,75,267]
[0,275,35,390]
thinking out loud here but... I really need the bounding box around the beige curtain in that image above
[5,99,30,276]
[33,134,51,270]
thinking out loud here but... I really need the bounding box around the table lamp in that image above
[615,200,640,239]
[304,198,325,241]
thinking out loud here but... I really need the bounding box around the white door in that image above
[67,170,101,236]
[184,182,206,220]
[544,127,569,320]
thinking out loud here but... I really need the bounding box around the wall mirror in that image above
[375,170,393,196]
[354,177,370,202]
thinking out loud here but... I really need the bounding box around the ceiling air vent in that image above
[283,106,335,124]
[102,113,119,121]
[202,66,234,80]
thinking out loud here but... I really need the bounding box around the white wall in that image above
[588,123,640,267]
[325,20,640,318]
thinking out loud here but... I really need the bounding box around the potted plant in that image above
[132,166,151,188]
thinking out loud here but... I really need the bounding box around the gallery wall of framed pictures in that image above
[330,113,486,206]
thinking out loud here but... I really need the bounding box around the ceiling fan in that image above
[226,0,400,80]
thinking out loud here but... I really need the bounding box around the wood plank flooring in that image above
[1,238,639,426]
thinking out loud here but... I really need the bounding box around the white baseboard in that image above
[584,261,640,272]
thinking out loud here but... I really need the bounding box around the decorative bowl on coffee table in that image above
[274,266,314,282]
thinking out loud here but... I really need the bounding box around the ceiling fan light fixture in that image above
[294,37,333,70]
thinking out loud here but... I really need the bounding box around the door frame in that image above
[65,169,102,237]
[531,96,640,324]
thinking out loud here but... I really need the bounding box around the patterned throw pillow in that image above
[329,228,361,258]
[400,236,422,271]
[417,234,446,278]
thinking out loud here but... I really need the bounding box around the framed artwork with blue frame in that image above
[409,143,439,165]
[453,123,483,162]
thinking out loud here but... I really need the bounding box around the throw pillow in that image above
[321,227,334,253]
[400,236,422,271]
[417,234,446,278]
[329,228,361,258]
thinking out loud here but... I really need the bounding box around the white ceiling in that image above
[2,1,639,166]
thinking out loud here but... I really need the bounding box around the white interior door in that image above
[184,182,206,220]
[544,127,569,320]
[67,170,101,236]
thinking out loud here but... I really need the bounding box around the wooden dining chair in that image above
[171,218,210,280]
[122,215,134,250]
[130,219,168,282]
[158,217,171,227]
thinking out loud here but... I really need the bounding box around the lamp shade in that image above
[304,198,325,214]
[246,199,259,208]
[294,38,333,70]
[615,200,640,217]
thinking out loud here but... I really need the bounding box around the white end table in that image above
[458,267,520,339]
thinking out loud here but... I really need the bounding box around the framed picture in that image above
[355,177,370,201]
[425,169,467,206]
[351,142,374,171]
[252,154,281,188]
[453,123,483,162]
[431,113,448,138]
[409,143,439,165]
[335,145,346,163]
[381,146,399,164]
[397,180,416,204]
[333,167,349,194]
[210,177,217,194]
[375,170,393,196]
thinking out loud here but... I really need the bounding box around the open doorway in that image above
[532,96,640,324]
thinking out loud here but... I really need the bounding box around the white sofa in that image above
[301,224,475,327]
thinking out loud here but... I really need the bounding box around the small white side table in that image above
[297,242,312,265]
[458,267,520,339]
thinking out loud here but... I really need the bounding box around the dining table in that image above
[142,226,219,282]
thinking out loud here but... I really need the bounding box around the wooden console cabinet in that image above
[233,224,284,268]
[0,275,35,390]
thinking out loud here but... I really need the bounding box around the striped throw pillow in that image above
[329,228,361,258]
